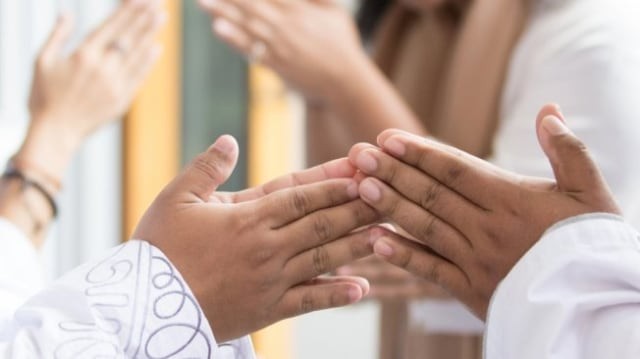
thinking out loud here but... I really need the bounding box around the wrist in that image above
[324,53,382,111]
[16,116,81,185]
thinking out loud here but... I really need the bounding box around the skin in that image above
[199,0,527,303]
[349,104,621,318]
[134,135,387,342]
[0,0,164,246]
[198,0,425,164]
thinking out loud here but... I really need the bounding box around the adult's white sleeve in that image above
[0,219,45,322]
[0,240,256,359]
[485,214,640,359]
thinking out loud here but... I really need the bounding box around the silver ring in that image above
[249,41,268,63]
[107,40,127,55]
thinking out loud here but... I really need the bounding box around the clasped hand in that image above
[134,135,387,342]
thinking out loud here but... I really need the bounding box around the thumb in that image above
[182,135,239,201]
[39,13,74,65]
[535,107,606,194]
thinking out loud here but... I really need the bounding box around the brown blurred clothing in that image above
[371,1,527,358]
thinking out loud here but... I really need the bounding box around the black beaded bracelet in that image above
[2,168,59,218]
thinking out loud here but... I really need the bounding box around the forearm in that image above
[306,55,426,165]
[0,117,78,247]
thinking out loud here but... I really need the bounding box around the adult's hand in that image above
[134,135,382,342]
[20,0,164,183]
[198,0,367,103]
[350,104,621,318]
[337,256,442,300]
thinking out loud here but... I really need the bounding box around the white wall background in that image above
[0,0,122,280]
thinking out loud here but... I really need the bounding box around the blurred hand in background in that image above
[21,0,165,183]
[199,0,366,104]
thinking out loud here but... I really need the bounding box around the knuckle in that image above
[395,247,413,271]
[290,189,311,216]
[426,261,442,284]
[352,202,378,225]
[419,183,442,210]
[418,216,438,242]
[192,154,224,183]
[445,164,464,186]
[300,292,315,314]
[312,246,331,275]
[312,214,332,243]
[252,248,276,266]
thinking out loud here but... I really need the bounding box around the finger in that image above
[212,19,253,56]
[350,145,485,231]
[84,0,156,50]
[231,158,357,203]
[202,0,284,34]
[120,13,164,88]
[275,276,369,320]
[359,177,472,262]
[337,258,416,285]
[179,135,239,201]
[377,130,515,208]
[284,226,378,284]
[122,41,162,96]
[106,6,164,62]
[259,178,359,228]
[39,13,74,65]
[368,281,435,300]
[281,199,378,256]
[372,233,470,302]
[535,106,614,199]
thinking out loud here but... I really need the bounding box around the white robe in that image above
[486,213,640,358]
[414,0,640,333]
[0,219,256,358]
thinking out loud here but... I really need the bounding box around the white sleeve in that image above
[485,214,640,359]
[0,240,256,359]
[0,219,44,321]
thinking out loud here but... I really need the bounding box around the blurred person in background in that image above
[200,0,640,357]
[0,0,164,319]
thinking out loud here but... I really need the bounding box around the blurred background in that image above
[0,0,376,357]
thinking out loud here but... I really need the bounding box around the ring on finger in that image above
[107,39,128,56]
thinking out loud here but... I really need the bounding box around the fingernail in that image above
[348,287,362,302]
[210,135,236,153]
[374,239,394,257]
[356,151,378,173]
[336,266,352,275]
[347,181,359,198]
[384,138,406,156]
[359,180,382,202]
[542,115,570,136]
[200,0,218,7]
[368,227,384,245]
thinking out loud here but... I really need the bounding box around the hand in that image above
[134,135,383,342]
[349,104,621,318]
[337,256,444,300]
[19,0,164,182]
[198,0,367,103]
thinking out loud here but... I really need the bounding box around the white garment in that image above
[485,213,640,359]
[414,0,640,334]
[0,219,255,358]
[496,0,640,225]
